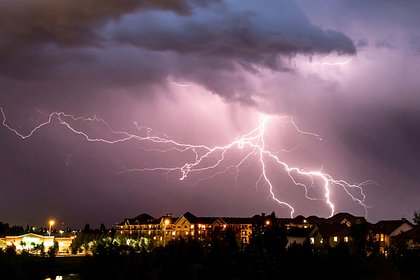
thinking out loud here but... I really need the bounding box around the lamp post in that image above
[163,219,170,246]
[48,219,55,236]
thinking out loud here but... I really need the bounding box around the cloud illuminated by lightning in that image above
[319,58,353,66]
[0,107,371,218]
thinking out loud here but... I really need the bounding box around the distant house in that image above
[172,212,217,241]
[396,226,420,249]
[116,213,177,243]
[328,212,367,227]
[317,223,353,247]
[2,233,74,254]
[0,238,6,250]
[286,226,322,246]
[371,219,414,255]
[219,217,253,244]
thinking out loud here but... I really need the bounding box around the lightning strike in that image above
[319,58,353,66]
[1,107,371,218]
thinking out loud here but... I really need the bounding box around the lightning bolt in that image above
[319,58,353,66]
[1,107,371,218]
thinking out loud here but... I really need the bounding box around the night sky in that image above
[1,0,420,228]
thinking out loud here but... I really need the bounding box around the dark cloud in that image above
[0,0,192,51]
[0,0,355,101]
[2,0,420,226]
[111,0,355,68]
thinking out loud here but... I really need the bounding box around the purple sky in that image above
[1,0,420,228]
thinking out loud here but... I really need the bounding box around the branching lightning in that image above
[1,107,371,218]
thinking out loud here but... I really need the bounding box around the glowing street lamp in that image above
[48,219,55,236]
[163,219,170,246]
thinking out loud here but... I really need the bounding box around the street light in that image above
[163,219,170,246]
[48,219,55,236]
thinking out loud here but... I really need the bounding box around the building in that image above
[371,219,414,256]
[286,226,322,246]
[1,233,74,254]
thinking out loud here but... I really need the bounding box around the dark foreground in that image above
[1,239,419,280]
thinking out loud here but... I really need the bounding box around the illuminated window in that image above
[380,234,384,242]
[344,236,349,243]
[310,237,315,244]
[333,236,338,242]
[172,231,176,236]
[320,239,323,244]
[190,225,194,229]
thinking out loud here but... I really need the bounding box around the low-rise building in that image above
[2,233,74,254]
[371,219,414,256]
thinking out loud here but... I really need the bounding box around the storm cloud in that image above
[1,0,419,227]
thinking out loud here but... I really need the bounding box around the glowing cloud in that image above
[1,107,371,218]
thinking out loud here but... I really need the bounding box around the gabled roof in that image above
[306,216,328,224]
[178,212,217,225]
[117,213,155,226]
[182,212,197,223]
[5,233,54,239]
[397,226,420,242]
[290,215,307,224]
[287,226,317,238]
[317,223,351,237]
[371,220,413,235]
[328,212,367,225]
[222,217,253,225]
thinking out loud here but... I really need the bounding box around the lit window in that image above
[303,219,307,223]
[320,239,323,244]
[380,234,384,242]
[265,220,270,226]
[172,231,176,236]
[344,236,349,243]
[190,225,194,229]
[310,237,315,244]
[333,236,338,242]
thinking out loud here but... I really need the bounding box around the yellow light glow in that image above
[49,220,55,226]
[265,220,270,225]
[164,219,170,226]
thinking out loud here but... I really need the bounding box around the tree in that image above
[413,210,420,225]
[47,240,59,258]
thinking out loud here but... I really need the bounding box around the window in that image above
[310,237,315,244]
[344,236,349,243]
[320,239,323,244]
[333,236,338,242]
[380,234,384,242]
